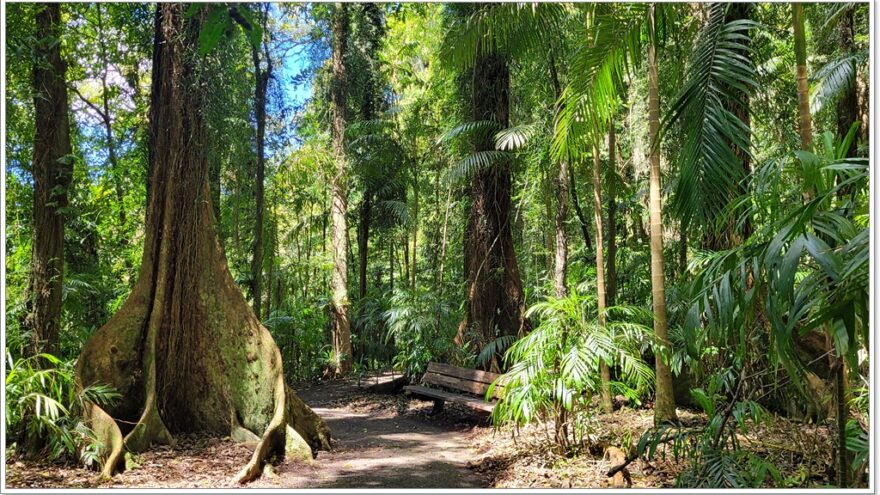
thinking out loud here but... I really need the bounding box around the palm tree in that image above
[646,4,676,424]
[793,3,813,151]
[551,3,682,423]
[590,145,614,413]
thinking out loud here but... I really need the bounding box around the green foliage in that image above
[384,288,460,378]
[490,291,653,452]
[636,368,781,488]
[665,3,758,229]
[5,353,119,466]
[264,301,329,382]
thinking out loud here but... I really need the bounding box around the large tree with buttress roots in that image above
[75,4,330,483]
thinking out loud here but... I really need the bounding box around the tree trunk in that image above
[437,184,452,295]
[357,196,371,302]
[568,161,594,253]
[458,49,528,370]
[75,4,329,483]
[27,3,73,357]
[606,125,618,306]
[548,43,568,299]
[330,3,352,374]
[245,7,271,322]
[94,4,132,278]
[836,7,858,158]
[411,167,419,289]
[591,147,614,414]
[647,10,677,424]
[793,3,813,151]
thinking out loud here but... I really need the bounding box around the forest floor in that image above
[5,378,834,489]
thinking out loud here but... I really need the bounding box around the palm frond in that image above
[438,120,503,144]
[810,52,866,114]
[447,150,511,182]
[666,4,758,228]
[552,4,646,160]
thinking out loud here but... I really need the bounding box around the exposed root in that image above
[123,399,174,453]
[233,347,288,484]
[286,385,331,452]
[84,403,125,479]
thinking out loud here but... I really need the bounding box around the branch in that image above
[606,451,639,478]
[69,84,109,123]
[228,6,253,33]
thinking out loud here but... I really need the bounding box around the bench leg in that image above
[428,399,445,416]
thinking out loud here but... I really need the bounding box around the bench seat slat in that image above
[403,385,495,413]
[423,371,502,399]
[426,362,501,385]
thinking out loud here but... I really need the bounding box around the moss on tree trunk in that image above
[75,4,329,483]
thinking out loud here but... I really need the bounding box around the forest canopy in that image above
[3,2,872,490]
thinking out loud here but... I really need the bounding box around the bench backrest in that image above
[423,362,506,400]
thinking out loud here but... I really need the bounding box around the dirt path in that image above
[259,380,489,488]
[6,380,491,489]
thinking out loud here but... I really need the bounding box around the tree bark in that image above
[836,7,859,158]
[647,8,677,424]
[793,3,813,151]
[458,49,528,370]
[569,161,594,253]
[606,125,618,307]
[330,3,352,374]
[591,147,614,414]
[548,43,568,299]
[75,5,329,482]
[240,6,272,321]
[27,3,73,357]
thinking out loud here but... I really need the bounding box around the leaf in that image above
[199,7,230,56]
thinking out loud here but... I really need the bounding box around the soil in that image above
[5,379,491,489]
[4,379,837,489]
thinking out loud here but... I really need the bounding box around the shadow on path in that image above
[270,380,489,488]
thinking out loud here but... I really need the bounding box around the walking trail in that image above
[6,379,491,489]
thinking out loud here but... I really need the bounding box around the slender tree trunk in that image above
[647,9,677,424]
[437,184,452,295]
[568,161,594,252]
[548,43,568,298]
[678,229,687,276]
[836,7,859,158]
[75,5,329,482]
[93,5,131,271]
[247,9,271,321]
[357,197,371,301]
[591,147,614,414]
[411,167,419,289]
[720,2,753,245]
[793,3,813,151]
[27,3,73,357]
[330,3,352,374]
[606,125,618,306]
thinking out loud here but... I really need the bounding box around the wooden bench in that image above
[403,362,503,415]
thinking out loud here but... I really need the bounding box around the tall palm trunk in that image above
[647,6,677,423]
[793,3,813,151]
[330,3,352,374]
[27,3,73,357]
[591,147,614,414]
